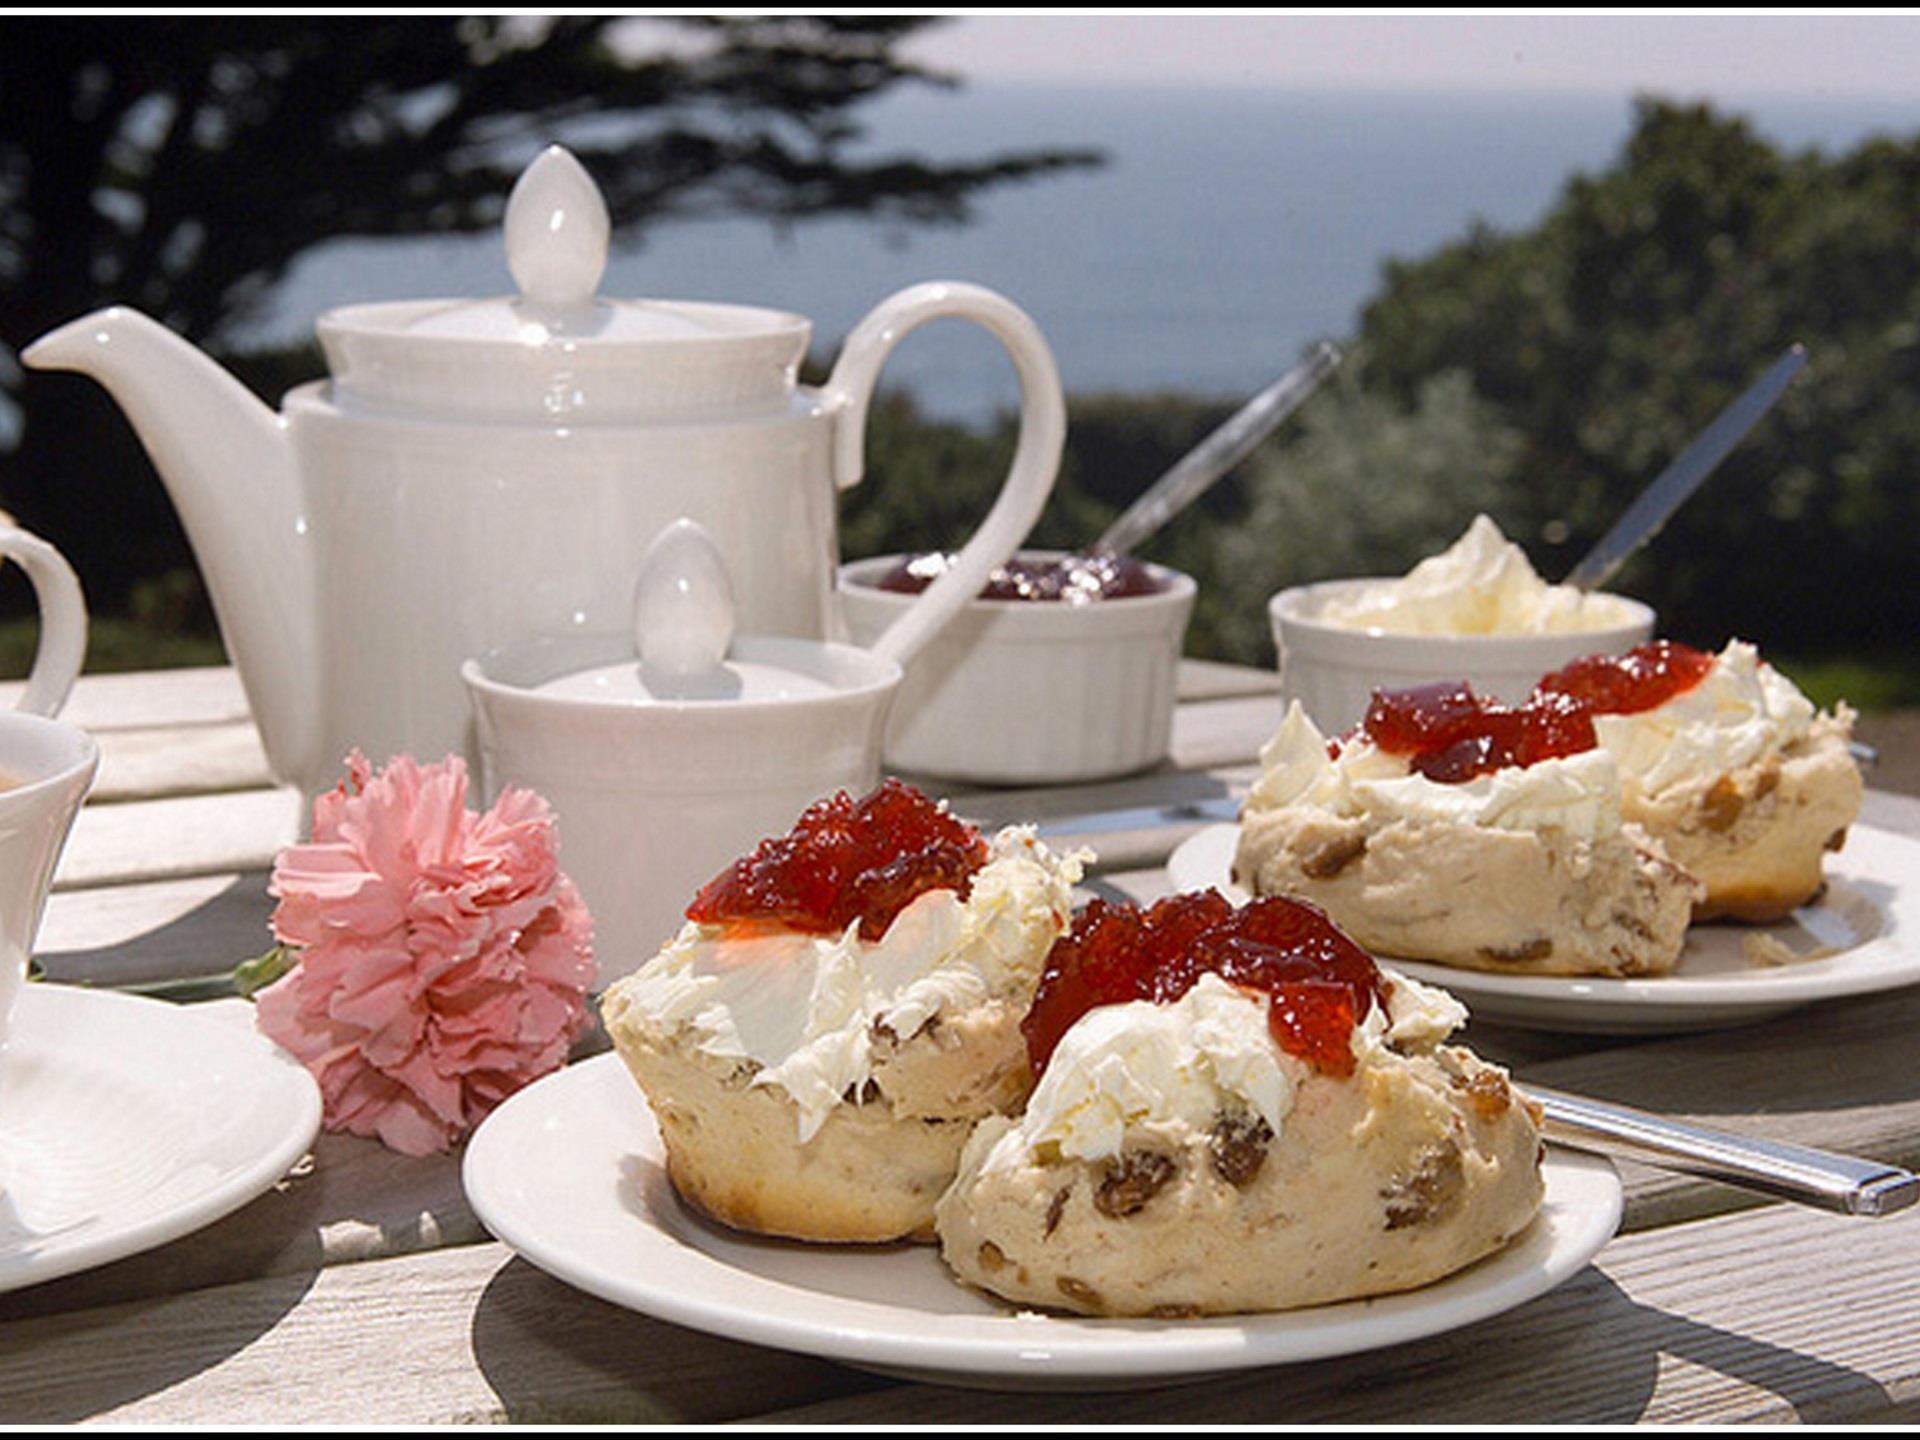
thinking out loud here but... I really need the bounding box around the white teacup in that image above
[0,526,93,1052]
[0,721,98,1060]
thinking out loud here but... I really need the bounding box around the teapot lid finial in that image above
[505,145,610,315]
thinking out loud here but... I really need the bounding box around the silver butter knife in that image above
[1562,343,1807,592]
[1028,793,1243,839]
[1528,1083,1917,1217]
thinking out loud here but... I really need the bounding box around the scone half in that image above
[601,797,1085,1244]
[1597,664,1866,925]
[935,912,1544,1317]
[1233,704,1701,977]
[603,987,1029,1242]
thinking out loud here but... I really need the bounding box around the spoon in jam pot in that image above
[1091,340,1343,560]
[871,342,1342,603]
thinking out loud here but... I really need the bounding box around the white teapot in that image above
[23,146,1064,797]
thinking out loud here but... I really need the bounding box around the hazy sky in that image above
[902,13,1920,100]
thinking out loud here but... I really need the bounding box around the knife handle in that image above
[1524,1083,1918,1218]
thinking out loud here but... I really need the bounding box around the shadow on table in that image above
[39,871,275,994]
[468,1254,888,1424]
[1295,1267,1894,1426]
[0,1266,318,1423]
[762,1267,1887,1424]
[1524,984,1920,1123]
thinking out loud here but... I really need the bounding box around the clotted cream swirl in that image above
[1245,700,1624,842]
[981,967,1468,1170]
[1318,514,1642,636]
[1593,640,1816,798]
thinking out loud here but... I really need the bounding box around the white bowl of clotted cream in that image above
[1268,515,1655,735]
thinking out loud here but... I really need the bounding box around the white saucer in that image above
[0,985,321,1293]
[463,1053,1622,1391]
[1167,820,1920,1034]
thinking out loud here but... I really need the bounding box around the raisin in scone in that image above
[1570,640,1862,921]
[1234,699,1699,977]
[934,891,1544,1317]
[600,780,1085,1244]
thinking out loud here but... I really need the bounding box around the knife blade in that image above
[1018,793,1244,839]
[1093,342,1342,558]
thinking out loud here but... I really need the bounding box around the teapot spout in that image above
[23,308,321,786]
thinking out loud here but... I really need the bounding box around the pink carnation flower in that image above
[254,751,596,1156]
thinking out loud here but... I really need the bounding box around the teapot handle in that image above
[822,282,1065,667]
[0,528,87,718]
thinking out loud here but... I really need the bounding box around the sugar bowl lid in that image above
[463,520,900,716]
[316,147,811,422]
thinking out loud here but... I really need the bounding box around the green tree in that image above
[0,15,1098,610]
[1350,97,1920,656]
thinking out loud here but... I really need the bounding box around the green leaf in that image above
[233,943,298,1000]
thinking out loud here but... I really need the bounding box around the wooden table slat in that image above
[53,787,301,892]
[89,720,273,804]
[0,666,250,732]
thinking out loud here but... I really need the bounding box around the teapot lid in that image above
[315,147,812,422]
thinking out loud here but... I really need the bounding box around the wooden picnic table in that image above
[3,660,1919,1424]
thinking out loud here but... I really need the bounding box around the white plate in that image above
[0,985,321,1293]
[463,1052,1622,1390]
[1167,820,1920,1034]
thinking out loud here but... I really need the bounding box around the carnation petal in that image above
[372,1094,456,1157]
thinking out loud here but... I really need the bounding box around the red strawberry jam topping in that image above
[685,779,989,942]
[1533,639,1717,716]
[1021,890,1392,1080]
[1360,640,1714,784]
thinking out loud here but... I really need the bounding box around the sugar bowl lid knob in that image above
[505,145,611,314]
[634,519,737,697]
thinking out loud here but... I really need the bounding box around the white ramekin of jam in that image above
[839,549,1196,784]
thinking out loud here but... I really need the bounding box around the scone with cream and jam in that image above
[599,779,1085,1243]
[1565,640,1861,921]
[935,890,1543,1317]
[1234,674,1700,977]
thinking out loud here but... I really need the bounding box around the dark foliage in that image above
[0,15,1099,610]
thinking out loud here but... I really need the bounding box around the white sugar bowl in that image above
[463,520,902,986]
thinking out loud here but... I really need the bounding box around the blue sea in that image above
[254,85,1920,425]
